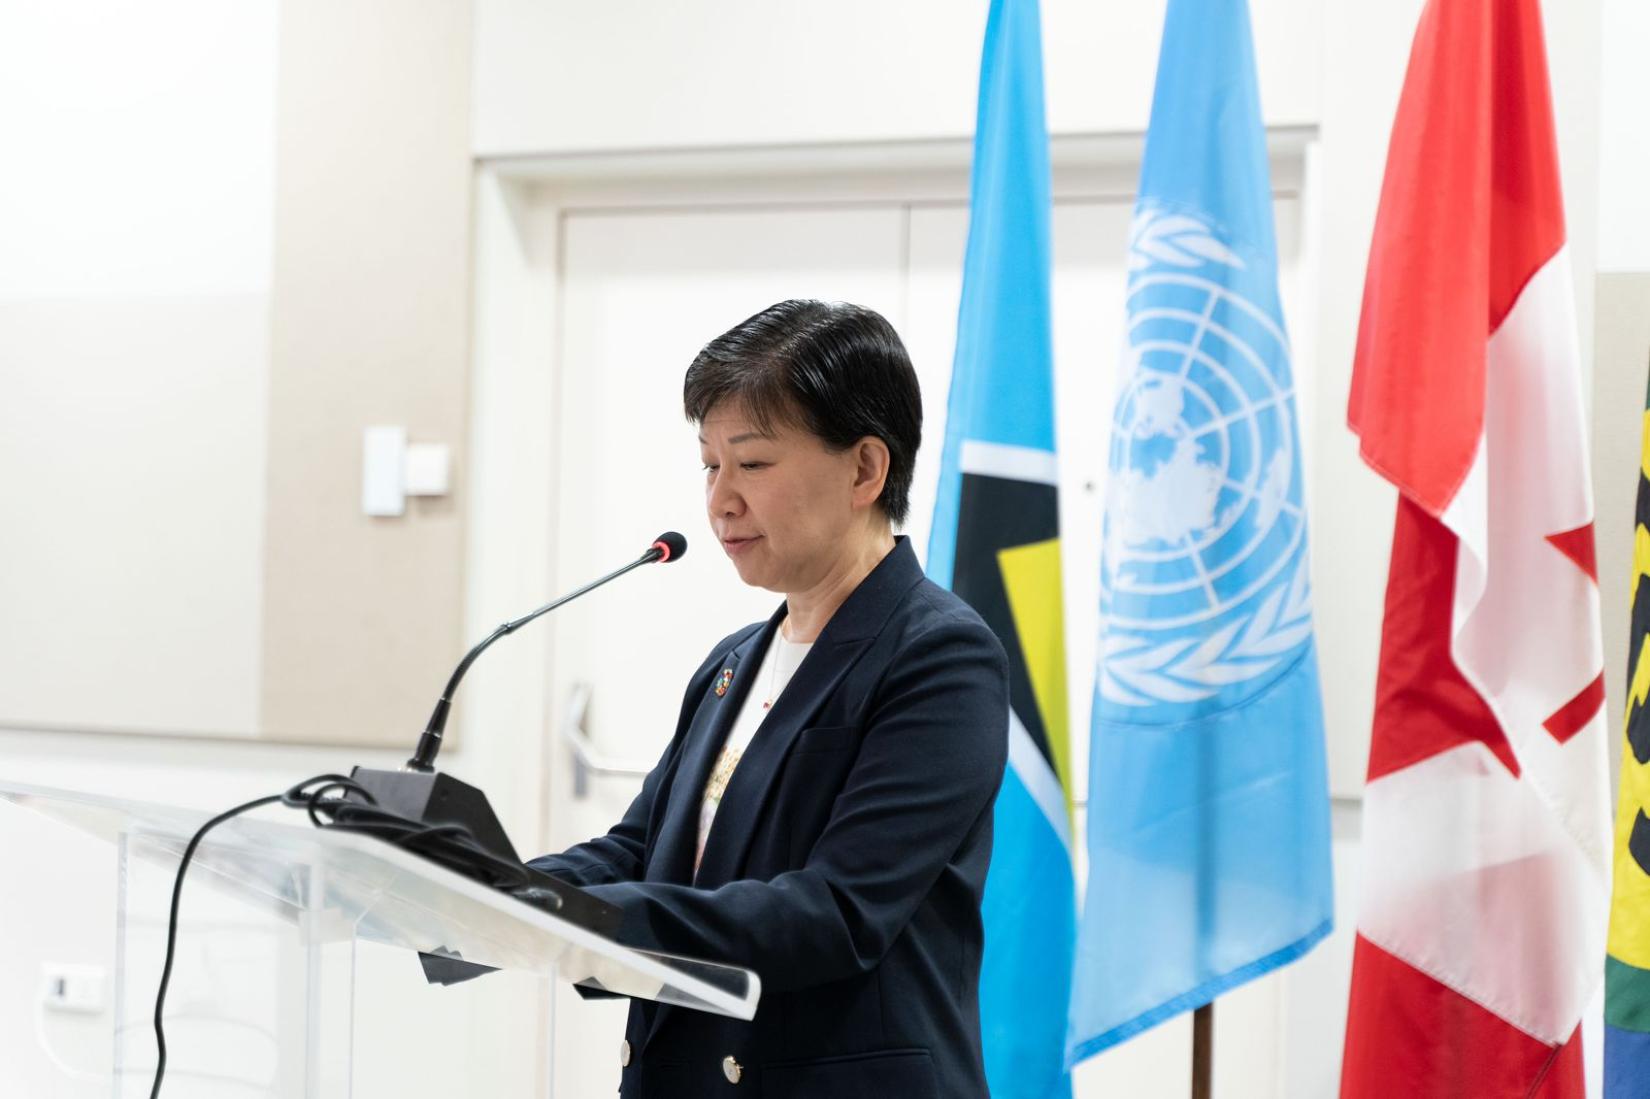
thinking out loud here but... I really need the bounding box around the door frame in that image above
[463,129,1316,1097]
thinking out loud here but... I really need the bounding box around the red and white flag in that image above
[1341,0,1611,1094]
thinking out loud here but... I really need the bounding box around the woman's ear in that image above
[851,436,891,510]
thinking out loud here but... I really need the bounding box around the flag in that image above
[1066,0,1332,1063]
[1339,0,1611,1094]
[926,0,1074,1095]
[1607,370,1650,1095]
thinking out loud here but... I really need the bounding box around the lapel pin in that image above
[714,668,734,697]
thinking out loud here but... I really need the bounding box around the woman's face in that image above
[698,403,871,594]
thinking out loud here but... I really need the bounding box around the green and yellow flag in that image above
[1608,371,1650,1094]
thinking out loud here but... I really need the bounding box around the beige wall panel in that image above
[259,0,474,746]
[0,296,268,737]
[1593,272,1650,744]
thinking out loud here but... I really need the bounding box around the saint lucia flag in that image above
[926,1,1074,1096]
[1066,0,1332,1064]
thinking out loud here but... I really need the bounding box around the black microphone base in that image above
[349,767,519,862]
[346,766,621,938]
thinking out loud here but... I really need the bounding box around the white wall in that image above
[473,0,1320,159]
[0,4,515,1098]
[1590,0,1650,751]
[0,3,279,1088]
[0,0,276,737]
[1596,0,1650,274]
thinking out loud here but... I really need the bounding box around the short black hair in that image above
[683,300,923,525]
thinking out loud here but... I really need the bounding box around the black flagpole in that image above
[1192,1001,1213,1098]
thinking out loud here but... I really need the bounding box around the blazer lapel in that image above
[647,613,778,885]
[689,635,869,888]
[640,539,926,1052]
[691,538,927,889]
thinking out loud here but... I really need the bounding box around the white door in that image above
[546,203,909,1097]
[542,188,1303,1098]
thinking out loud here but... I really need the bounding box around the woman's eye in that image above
[740,462,766,471]
[702,464,718,473]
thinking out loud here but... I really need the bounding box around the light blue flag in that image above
[928,1,1075,1097]
[1066,0,1333,1065]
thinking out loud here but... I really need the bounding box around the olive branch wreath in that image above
[1099,554,1314,707]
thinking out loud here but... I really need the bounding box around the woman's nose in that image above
[707,472,743,516]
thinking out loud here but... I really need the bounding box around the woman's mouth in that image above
[721,535,761,556]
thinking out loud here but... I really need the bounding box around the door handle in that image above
[560,682,654,798]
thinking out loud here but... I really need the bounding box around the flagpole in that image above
[1192,690,1214,1099]
[1191,1002,1212,1099]
[1192,606,1215,1099]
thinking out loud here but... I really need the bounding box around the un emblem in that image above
[1099,208,1313,709]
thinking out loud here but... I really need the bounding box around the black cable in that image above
[149,791,281,1099]
[150,775,368,1098]
[314,800,534,890]
[150,773,551,1097]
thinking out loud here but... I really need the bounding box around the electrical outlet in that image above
[39,963,105,1014]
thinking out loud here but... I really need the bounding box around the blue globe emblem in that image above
[1099,210,1313,709]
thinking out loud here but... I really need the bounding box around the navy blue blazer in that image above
[529,537,1009,1097]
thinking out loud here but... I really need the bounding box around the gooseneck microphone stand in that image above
[348,531,687,864]
[408,531,687,772]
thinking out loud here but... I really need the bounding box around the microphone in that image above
[345,532,688,872]
[648,530,687,564]
[409,530,688,772]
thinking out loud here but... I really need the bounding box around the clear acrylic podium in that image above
[1,781,760,1097]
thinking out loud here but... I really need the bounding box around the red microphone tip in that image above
[651,531,687,563]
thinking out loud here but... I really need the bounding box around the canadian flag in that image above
[1340,0,1612,1095]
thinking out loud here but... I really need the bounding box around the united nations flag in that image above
[1607,368,1650,1095]
[1066,0,1333,1064]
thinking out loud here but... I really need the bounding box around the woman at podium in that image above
[530,299,1010,1098]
